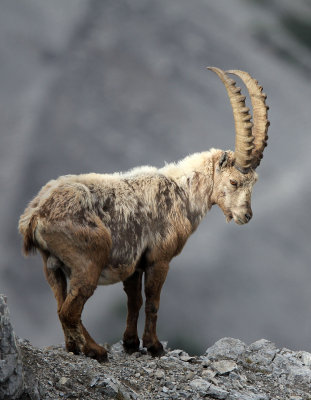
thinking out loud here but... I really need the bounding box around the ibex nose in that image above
[245,211,252,222]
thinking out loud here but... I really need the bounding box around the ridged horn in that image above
[208,67,254,174]
[227,70,269,169]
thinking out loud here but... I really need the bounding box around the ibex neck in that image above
[160,149,219,228]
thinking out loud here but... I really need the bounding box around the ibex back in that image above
[19,67,269,362]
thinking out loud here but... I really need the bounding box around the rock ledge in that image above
[2,294,311,399]
[17,337,311,399]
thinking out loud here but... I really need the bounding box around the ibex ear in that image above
[219,151,228,169]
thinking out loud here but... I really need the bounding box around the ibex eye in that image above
[230,179,238,187]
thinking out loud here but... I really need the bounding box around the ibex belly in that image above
[98,263,136,285]
[98,230,147,285]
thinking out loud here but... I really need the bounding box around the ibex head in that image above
[208,67,269,225]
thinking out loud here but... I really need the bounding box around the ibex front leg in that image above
[123,269,143,353]
[143,262,169,356]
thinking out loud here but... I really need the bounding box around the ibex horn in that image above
[227,70,269,169]
[207,67,254,174]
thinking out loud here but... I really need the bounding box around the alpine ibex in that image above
[19,67,269,362]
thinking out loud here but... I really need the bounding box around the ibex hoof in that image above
[123,337,140,354]
[66,341,81,355]
[84,344,108,363]
[147,341,165,357]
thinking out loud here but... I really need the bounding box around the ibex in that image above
[19,67,269,362]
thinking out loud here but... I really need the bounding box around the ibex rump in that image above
[19,68,269,361]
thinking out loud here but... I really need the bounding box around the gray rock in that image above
[96,376,135,399]
[190,378,211,393]
[202,369,217,379]
[298,351,311,367]
[287,366,311,385]
[168,349,188,358]
[228,392,269,400]
[205,337,246,361]
[161,341,168,351]
[111,340,125,354]
[207,384,229,399]
[180,355,195,362]
[272,349,305,378]
[0,295,24,400]
[155,369,165,379]
[242,339,277,372]
[98,377,120,397]
[58,376,69,385]
[211,360,238,375]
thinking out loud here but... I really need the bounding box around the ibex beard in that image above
[18,67,269,362]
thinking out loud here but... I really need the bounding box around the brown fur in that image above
[18,149,258,361]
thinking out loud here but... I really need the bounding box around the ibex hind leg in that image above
[58,261,107,362]
[40,218,111,362]
[41,251,67,315]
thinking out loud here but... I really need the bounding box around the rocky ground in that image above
[2,295,311,400]
[17,338,311,400]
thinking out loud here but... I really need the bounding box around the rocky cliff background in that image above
[0,0,311,356]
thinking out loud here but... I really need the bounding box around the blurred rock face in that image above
[0,0,311,354]
[0,295,24,399]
